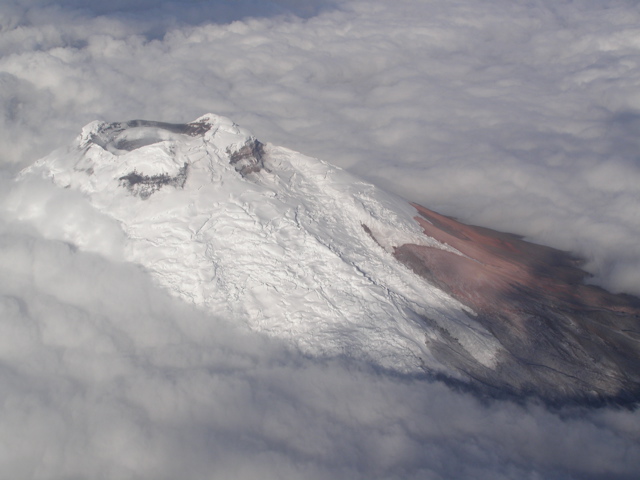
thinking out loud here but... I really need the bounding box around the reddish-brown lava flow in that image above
[391,203,640,405]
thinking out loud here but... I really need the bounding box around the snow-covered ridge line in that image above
[18,113,496,377]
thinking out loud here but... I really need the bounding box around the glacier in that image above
[18,114,498,374]
[13,114,640,406]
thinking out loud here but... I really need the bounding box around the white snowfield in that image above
[18,114,501,375]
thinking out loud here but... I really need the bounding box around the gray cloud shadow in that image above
[606,110,640,164]
[13,0,341,38]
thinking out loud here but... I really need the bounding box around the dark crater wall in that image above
[88,120,212,153]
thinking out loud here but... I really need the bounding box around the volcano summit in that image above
[19,114,640,406]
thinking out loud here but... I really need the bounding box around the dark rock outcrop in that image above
[119,163,188,199]
[228,139,266,176]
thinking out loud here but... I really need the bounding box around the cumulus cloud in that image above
[2,0,640,478]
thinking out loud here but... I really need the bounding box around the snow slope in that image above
[17,114,501,376]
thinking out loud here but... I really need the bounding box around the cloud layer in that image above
[1,213,640,479]
[2,1,640,478]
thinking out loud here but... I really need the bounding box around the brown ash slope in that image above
[394,204,640,407]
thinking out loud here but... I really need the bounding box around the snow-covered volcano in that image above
[17,114,640,406]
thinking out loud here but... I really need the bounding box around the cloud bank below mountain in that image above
[1,211,639,479]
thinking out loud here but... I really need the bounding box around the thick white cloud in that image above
[2,1,640,478]
[1,211,640,479]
